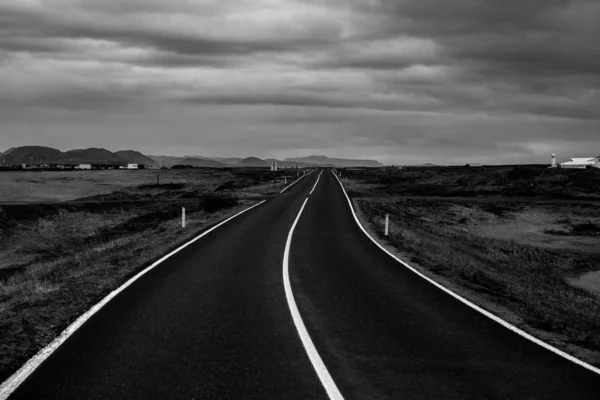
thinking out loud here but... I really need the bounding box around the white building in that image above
[127,164,138,170]
[560,157,599,169]
[271,161,278,171]
[75,164,92,170]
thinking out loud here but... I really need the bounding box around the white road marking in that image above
[283,197,345,400]
[331,170,600,376]
[280,170,313,193]
[309,170,323,195]
[0,200,267,400]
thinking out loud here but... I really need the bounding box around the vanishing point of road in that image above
[5,170,600,399]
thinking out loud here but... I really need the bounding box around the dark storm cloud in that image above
[128,52,241,69]
[1,0,599,164]
[182,90,442,113]
[315,0,600,120]
[0,3,339,60]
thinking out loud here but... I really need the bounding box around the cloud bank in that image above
[1,0,599,164]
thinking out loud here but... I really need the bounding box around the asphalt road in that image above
[292,171,600,399]
[6,169,600,399]
[7,172,326,400]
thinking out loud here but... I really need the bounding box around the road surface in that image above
[5,169,600,399]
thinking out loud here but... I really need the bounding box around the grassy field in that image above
[0,168,302,203]
[0,167,297,383]
[348,165,600,199]
[341,166,600,366]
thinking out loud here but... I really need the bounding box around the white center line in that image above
[309,170,323,195]
[283,197,345,400]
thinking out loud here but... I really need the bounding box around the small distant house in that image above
[76,164,92,170]
[127,164,138,170]
[466,163,483,167]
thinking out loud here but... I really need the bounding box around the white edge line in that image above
[333,174,600,375]
[309,171,323,195]
[280,170,315,194]
[331,170,600,376]
[0,200,267,400]
[283,197,345,400]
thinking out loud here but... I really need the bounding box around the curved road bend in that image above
[8,171,329,400]
[290,170,600,399]
[8,168,600,399]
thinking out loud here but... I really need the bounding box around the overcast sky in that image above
[1,0,599,164]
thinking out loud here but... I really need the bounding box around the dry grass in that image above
[0,168,296,203]
[343,175,600,366]
[344,165,600,199]
[0,169,275,382]
[0,202,255,381]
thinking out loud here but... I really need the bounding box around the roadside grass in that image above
[343,165,600,199]
[343,176,600,366]
[0,194,259,383]
[0,166,309,382]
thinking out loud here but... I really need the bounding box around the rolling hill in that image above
[1,146,63,165]
[213,157,245,165]
[115,150,156,165]
[43,148,127,165]
[1,146,385,169]
[0,146,159,166]
[173,158,226,168]
[147,155,186,167]
[237,157,269,167]
[283,155,383,167]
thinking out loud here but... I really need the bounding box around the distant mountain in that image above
[2,147,16,156]
[1,146,63,165]
[115,150,156,165]
[183,155,217,160]
[46,148,127,165]
[283,155,383,168]
[147,155,186,166]
[174,158,226,168]
[237,157,269,167]
[213,157,245,165]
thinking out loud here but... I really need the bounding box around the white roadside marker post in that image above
[385,214,389,236]
[182,207,186,229]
